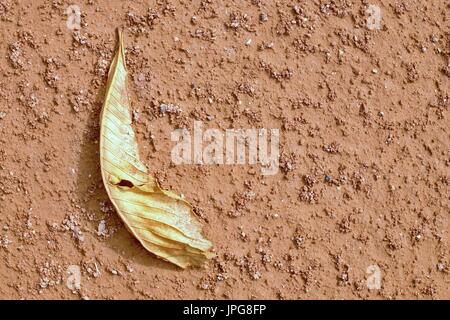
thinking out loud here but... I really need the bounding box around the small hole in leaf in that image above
[116,179,134,188]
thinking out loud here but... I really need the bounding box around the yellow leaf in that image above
[99,30,214,268]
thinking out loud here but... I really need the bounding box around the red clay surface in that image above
[0,0,449,299]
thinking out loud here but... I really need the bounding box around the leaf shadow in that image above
[74,88,179,272]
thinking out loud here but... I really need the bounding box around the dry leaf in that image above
[99,30,214,268]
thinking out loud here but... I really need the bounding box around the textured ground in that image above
[0,0,449,299]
